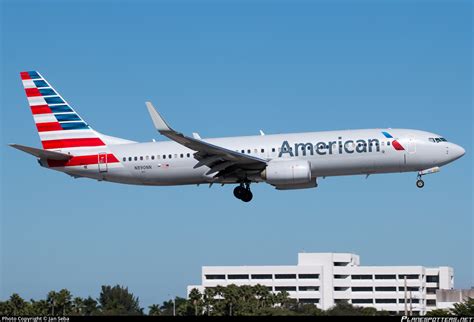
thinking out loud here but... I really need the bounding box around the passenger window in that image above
[151,156,155,160]
[247,149,251,154]
[180,154,184,158]
[387,142,391,146]
[157,155,160,159]
[254,149,258,153]
[187,153,191,158]
[123,157,126,162]
[261,149,265,153]
[169,154,172,159]
[134,157,138,161]
[241,150,245,153]
[140,156,143,161]
[163,155,166,159]
[174,154,178,158]
[272,148,276,152]
[146,156,149,160]
[128,157,132,161]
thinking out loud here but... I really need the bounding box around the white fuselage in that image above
[48,128,465,187]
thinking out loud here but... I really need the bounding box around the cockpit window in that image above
[429,137,448,143]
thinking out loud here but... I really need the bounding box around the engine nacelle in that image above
[261,160,312,186]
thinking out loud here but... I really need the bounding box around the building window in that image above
[399,299,419,304]
[299,274,319,279]
[427,300,436,306]
[275,274,296,279]
[375,287,396,292]
[251,274,272,279]
[375,275,396,280]
[299,286,319,291]
[352,275,372,280]
[426,288,437,294]
[227,274,249,280]
[334,275,349,279]
[205,275,225,280]
[352,287,373,292]
[352,299,373,304]
[275,286,296,292]
[376,299,397,304]
[399,274,419,279]
[299,299,319,304]
[426,276,439,283]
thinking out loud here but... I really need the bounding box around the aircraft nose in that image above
[450,144,465,160]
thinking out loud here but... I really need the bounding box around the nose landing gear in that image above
[416,176,425,189]
[233,182,253,202]
[415,167,440,189]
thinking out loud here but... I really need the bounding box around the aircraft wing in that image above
[146,102,267,179]
[9,144,73,161]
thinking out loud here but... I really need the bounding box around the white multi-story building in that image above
[187,253,454,315]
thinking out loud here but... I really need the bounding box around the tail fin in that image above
[20,71,106,151]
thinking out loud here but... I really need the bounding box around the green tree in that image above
[28,299,49,315]
[9,293,28,315]
[450,297,474,316]
[426,309,452,316]
[71,297,84,315]
[326,302,365,316]
[187,288,203,316]
[99,285,143,315]
[82,296,100,316]
[148,304,161,316]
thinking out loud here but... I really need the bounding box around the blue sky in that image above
[1,0,472,308]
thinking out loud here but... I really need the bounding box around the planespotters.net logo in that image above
[401,316,474,322]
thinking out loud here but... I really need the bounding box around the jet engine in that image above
[260,160,314,188]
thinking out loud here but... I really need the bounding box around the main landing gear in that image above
[234,182,253,202]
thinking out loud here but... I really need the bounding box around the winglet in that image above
[145,101,172,132]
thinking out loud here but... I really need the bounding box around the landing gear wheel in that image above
[240,190,253,203]
[416,179,425,189]
[233,186,246,199]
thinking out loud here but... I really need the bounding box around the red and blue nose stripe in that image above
[382,131,405,151]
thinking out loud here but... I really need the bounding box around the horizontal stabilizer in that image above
[9,144,73,160]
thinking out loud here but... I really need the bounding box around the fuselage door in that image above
[98,152,108,172]
[407,136,416,154]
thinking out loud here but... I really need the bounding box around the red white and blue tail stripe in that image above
[20,71,121,167]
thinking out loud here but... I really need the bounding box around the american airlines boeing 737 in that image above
[11,71,466,202]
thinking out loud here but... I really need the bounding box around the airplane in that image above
[10,71,466,202]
